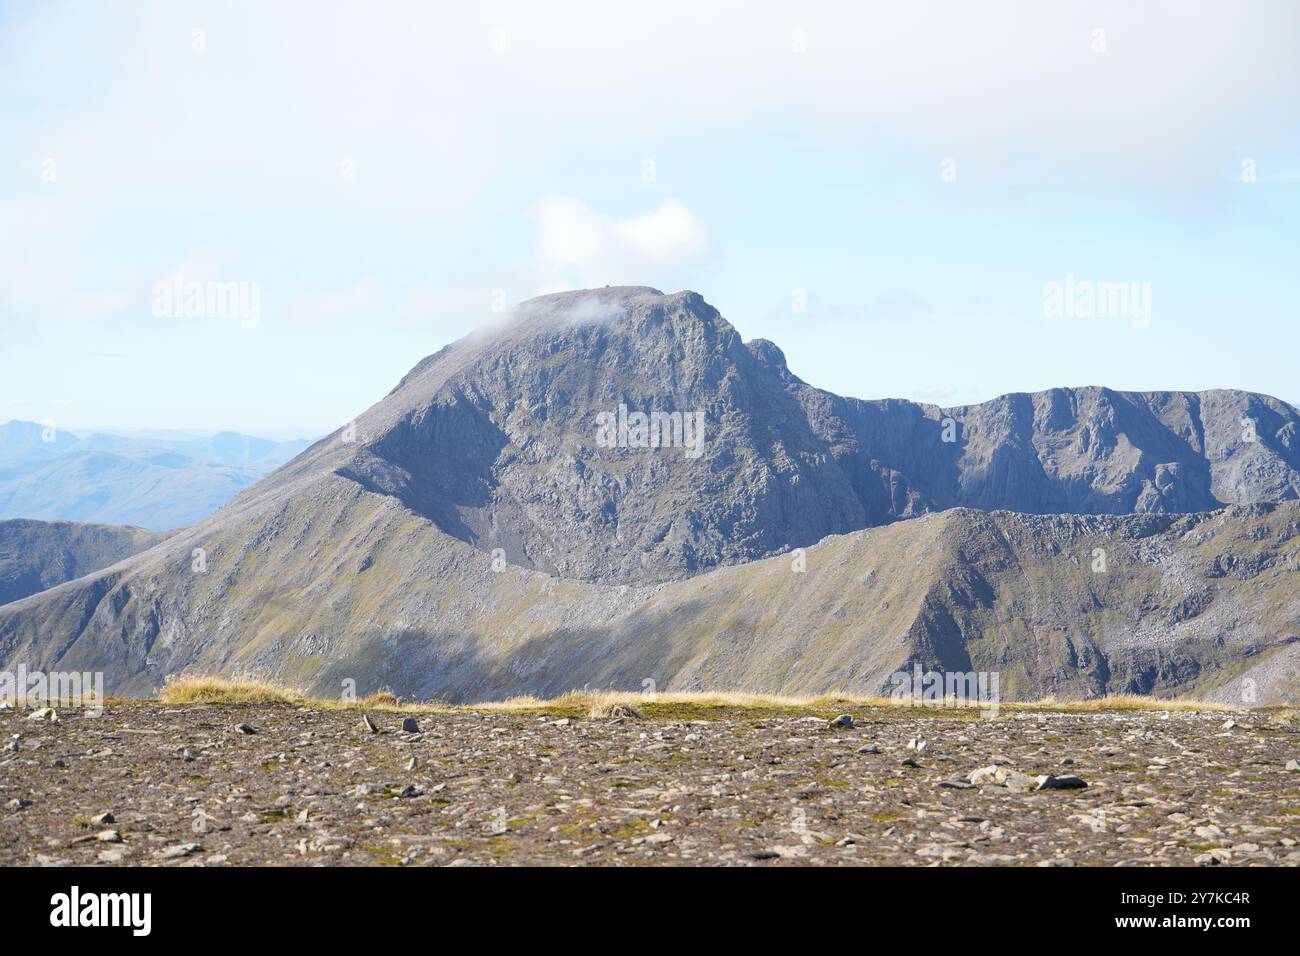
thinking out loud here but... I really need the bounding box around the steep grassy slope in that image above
[0,473,1294,702]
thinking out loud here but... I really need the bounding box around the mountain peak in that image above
[745,338,788,369]
[506,286,728,335]
[519,285,665,308]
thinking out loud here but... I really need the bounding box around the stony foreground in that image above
[1,702,1297,866]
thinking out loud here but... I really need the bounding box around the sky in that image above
[1,0,1298,436]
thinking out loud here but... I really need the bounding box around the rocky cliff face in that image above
[781,362,1298,529]
[1,287,1297,702]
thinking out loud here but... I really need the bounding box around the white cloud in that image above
[0,198,90,314]
[316,0,1299,181]
[2,0,1297,336]
[8,0,1288,217]
[532,197,711,286]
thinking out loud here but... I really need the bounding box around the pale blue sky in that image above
[2,0,1298,435]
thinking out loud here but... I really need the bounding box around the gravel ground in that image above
[2,703,1297,866]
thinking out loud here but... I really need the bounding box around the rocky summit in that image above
[0,287,1298,702]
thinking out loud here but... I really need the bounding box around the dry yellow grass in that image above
[160,674,440,713]
[160,674,304,706]
[156,675,1245,716]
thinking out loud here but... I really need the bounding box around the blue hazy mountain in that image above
[0,421,316,530]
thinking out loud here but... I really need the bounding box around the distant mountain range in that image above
[1,288,1296,702]
[0,421,315,530]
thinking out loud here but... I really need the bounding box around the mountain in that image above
[0,287,1297,702]
[0,519,170,606]
[0,420,80,480]
[244,286,1300,585]
[0,424,313,530]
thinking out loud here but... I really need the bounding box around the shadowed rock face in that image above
[0,287,1298,702]
[0,519,169,606]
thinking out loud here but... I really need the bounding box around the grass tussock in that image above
[160,675,305,706]
[155,675,1250,718]
[586,696,645,720]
